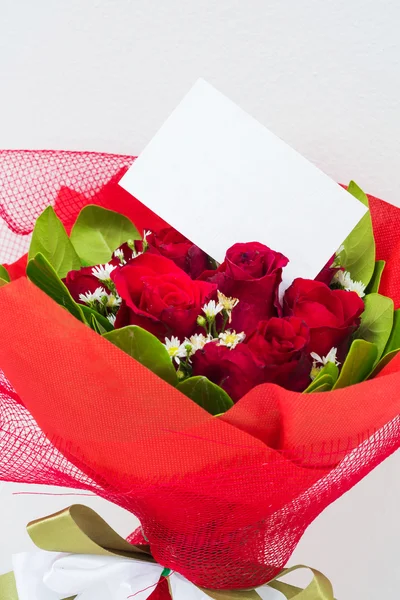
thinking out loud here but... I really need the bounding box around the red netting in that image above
[0,150,399,591]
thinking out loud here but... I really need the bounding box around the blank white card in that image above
[120,79,367,288]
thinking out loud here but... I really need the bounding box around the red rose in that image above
[191,341,263,402]
[283,278,364,359]
[64,267,101,304]
[148,227,210,279]
[246,317,311,391]
[112,253,216,339]
[200,242,288,335]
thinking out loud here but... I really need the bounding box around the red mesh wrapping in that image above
[0,150,399,590]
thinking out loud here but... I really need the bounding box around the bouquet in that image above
[0,149,399,599]
[4,178,396,404]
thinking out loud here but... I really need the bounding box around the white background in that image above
[0,1,400,598]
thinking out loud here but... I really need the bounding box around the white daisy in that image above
[334,270,349,288]
[218,330,246,349]
[310,347,340,367]
[164,336,188,364]
[92,263,116,281]
[217,290,239,323]
[202,300,224,320]
[107,314,117,326]
[333,270,366,298]
[113,249,126,264]
[79,286,107,305]
[105,293,122,308]
[310,347,340,380]
[349,280,365,297]
[184,333,213,356]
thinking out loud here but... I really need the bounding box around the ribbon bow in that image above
[12,552,286,600]
[0,505,335,600]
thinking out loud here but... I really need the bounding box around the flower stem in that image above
[212,320,218,338]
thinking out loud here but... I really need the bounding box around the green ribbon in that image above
[0,571,18,598]
[0,504,334,600]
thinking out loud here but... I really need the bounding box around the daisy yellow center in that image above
[224,333,238,345]
[167,346,180,357]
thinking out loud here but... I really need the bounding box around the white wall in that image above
[0,1,400,598]
[1,0,400,206]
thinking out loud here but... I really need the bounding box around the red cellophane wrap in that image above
[0,150,400,591]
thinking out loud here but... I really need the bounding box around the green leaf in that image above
[70,205,140,266]
[0,265,10,282]
[369,349,400,379]
[316,361,339,383]
[80,305,114,333]
[103,325,178,386]
[28,206,81,278]
[365,260,385,294]
[91,314,107,335]
[383,309,400,355]
[27,253,115,334]
[339,181,375,286]
[27,253,87,324]
[303,373,335,393]
[370,309,400,377]
[308,382,333,393]
[177,376,234,415]
[303,362,339,393]
[0,278,8,287]
[347,180,369,207]
[333,339,378,389]
[355,293,394,360]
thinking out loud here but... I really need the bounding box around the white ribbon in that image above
[12,551,285,600]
